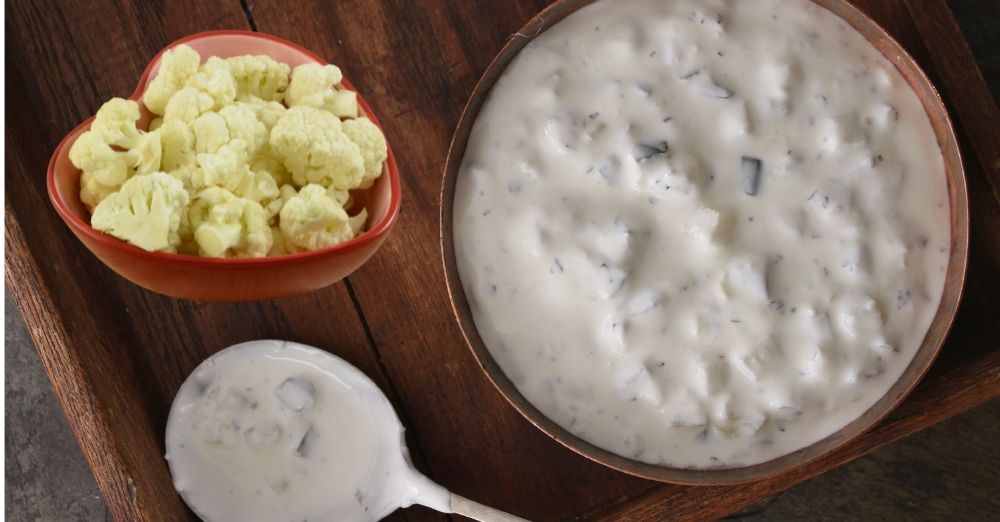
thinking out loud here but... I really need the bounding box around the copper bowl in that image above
[440,0,969,484]
[48,31,401,302]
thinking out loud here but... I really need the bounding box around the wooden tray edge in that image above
[6,204,167,521]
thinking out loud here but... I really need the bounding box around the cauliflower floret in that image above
[238,169,281,204]
[163,87,215,123]
[285,63,358,118]
[167,164,206,195]
[341,118,387,188]
[175,195,196,254]
[328,186,351,207]
[266,183,299,223]
[87,99,162,175]
[191,104,267,166]
[131,130,163,176]
[278,184,366,251]
[149,117,163,131]
[251,142,291,186]
[196,140,279,203]
[268,225,293,256]
[88,98,144,146]
[69,99,164,208]
[70,133,133,209]
[286,63,340,102]
[160,119,197,170]
[173,159,276,216]
[79,170,125,210]
[219,104,267,158]
[234,98,290,184]
[191,112,230,154]
[226,55,290,102]
[238,96,287,130]
[90,172,190,252]
[197,138,248,176]
[188,187,272,257]
[184,56,236,111]
[269,106,365,189]
[325,89,358,119]
[143,45,201,115]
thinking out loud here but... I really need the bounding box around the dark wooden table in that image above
[6,1,1000,520]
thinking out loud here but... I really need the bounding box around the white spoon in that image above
[166,340,528,522]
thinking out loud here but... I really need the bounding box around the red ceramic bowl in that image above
[48,31,401,301]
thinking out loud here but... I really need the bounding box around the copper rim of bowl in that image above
[440,0,970,485]
[48,30,402,267]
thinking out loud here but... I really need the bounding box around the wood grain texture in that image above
[5,0,998,520]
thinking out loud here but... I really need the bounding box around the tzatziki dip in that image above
[165,340,450,521]
[453,0,950,467]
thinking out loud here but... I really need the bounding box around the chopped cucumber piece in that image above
[631,141,669,162]
[741,156,762,196]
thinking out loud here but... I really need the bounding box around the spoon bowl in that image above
[166,340,525,521]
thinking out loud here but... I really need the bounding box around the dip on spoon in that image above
[166,340,525,522]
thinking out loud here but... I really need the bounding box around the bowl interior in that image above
[50,31,399,265]
[440,0,969,485]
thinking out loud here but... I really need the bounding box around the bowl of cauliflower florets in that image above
[48,30,401,301]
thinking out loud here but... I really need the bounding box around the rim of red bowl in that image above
[47,30,402,267]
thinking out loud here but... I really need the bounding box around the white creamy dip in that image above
[166,340,450,521]
[454,0,950,467]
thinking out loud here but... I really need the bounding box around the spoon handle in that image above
[450,493,530,522]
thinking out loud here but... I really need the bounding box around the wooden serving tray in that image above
[6,1,999,520]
